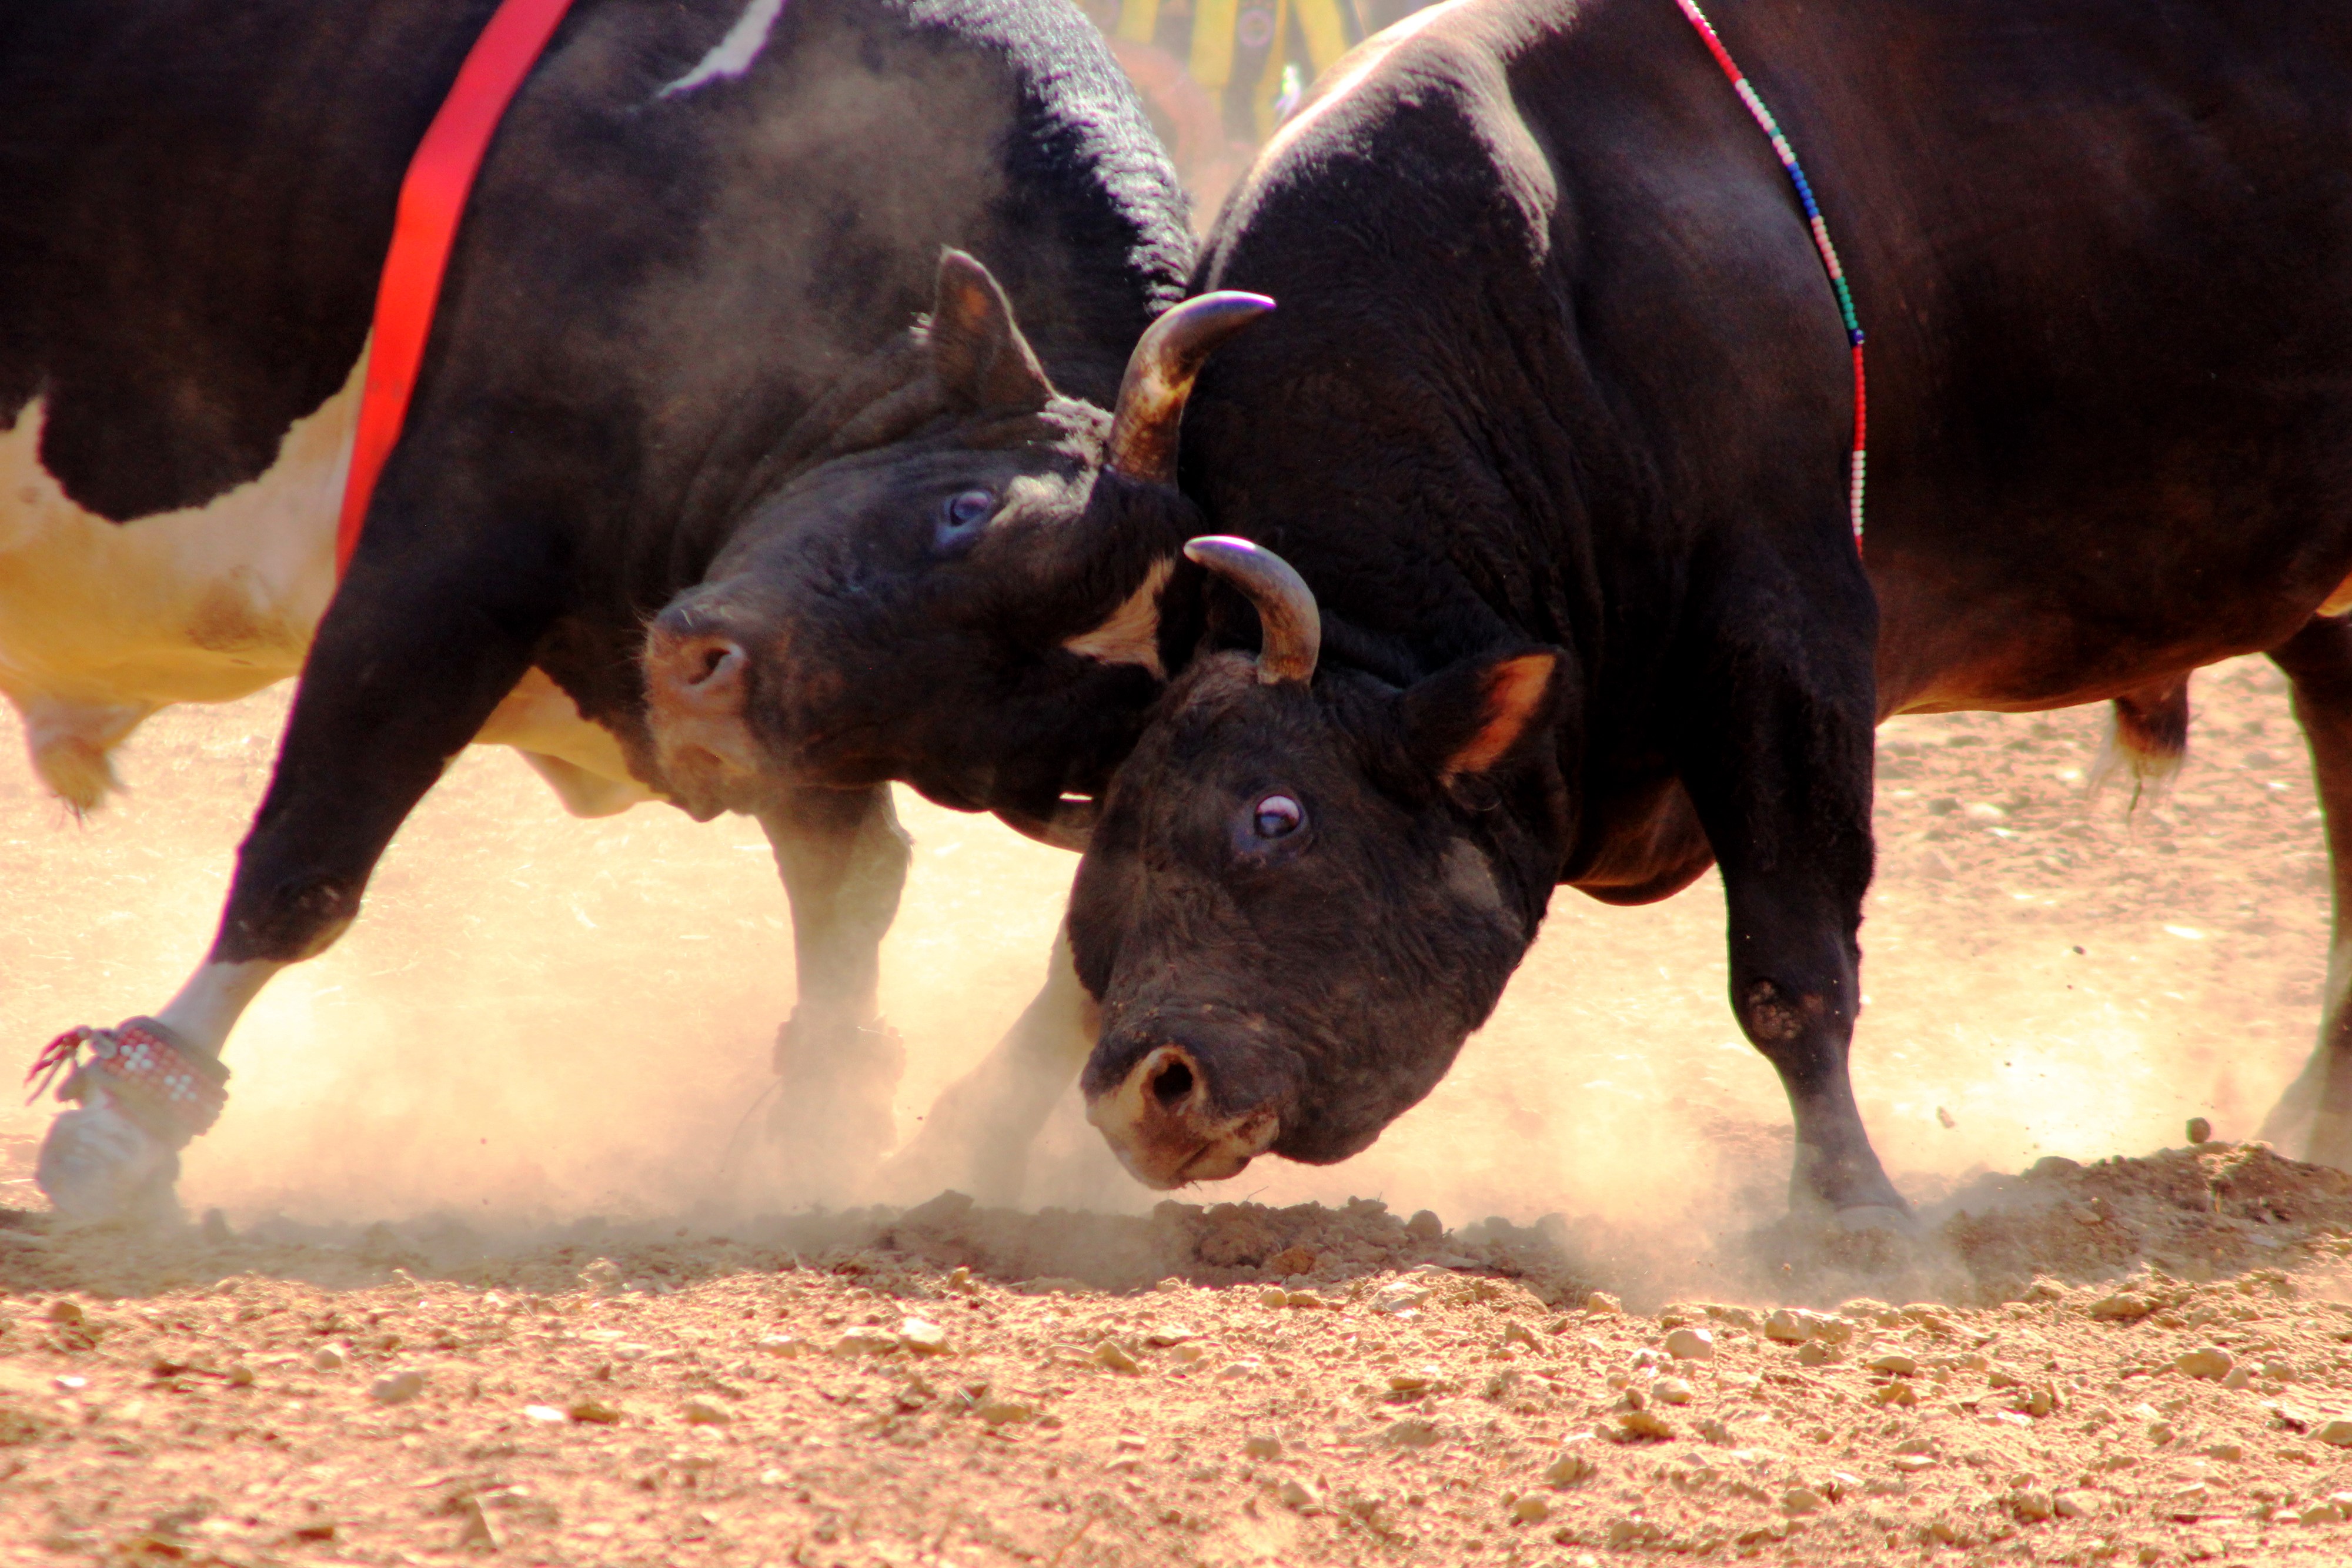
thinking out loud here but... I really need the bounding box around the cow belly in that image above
[0,360,358,804]
[0,349,650,819]
[0,361,359,712]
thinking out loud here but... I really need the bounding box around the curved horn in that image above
[1104,292,1274,484]
[1182,536,1320,685]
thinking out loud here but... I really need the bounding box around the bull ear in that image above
[926,249,1055,412]
[1402,649,1563,788]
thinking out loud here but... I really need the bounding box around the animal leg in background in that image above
[754,784,914,1195]
[32,542,554,1223]
[1676,556,1906,1223]
[875,919,1099,1204]
[2261,614,2352,1168]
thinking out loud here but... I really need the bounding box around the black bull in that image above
[696,0,2352,1220]
[7,0,1253,1221]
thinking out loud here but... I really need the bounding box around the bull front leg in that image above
[2259,614,2352,1168]
[873,918,1100,1205]
[32,543,552,1224]
[752,783,914,1199]
[1676,562,1908,1226]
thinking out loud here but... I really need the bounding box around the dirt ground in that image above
[3,654,2350,1564]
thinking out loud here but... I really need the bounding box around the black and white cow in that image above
[4,0,1258,1221]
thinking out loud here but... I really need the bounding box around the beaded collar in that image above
[1671,0,1867,552]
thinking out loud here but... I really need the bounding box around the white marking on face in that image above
[659,0,787,98]
[1061,557,1172,678]
[1441,838,1504,916]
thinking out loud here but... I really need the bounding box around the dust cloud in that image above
[0,657,2329,1253]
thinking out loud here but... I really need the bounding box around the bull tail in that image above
[2087,674,2190,813]
[14,694,155,815]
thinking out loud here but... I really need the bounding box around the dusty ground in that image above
[1,653,2348,1563]
[9,1151,2352,1566]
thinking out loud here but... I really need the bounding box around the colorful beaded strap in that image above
[1670,0,1867,551]
[25,1019,230,1147]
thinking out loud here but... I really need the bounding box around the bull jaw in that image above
[1098,1119,1278,1189]
[649,738,780,821]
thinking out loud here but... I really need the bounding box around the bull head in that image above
[1071,539,1575,1188]
[640,250,1270,826]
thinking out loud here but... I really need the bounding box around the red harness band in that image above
[336,0,581,578]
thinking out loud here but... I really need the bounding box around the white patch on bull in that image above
[659,0,787,98]
[1441,838,1505,918]
[476,667,656,817]
[1061,557,1172,678]
[0,357,359,805]
[154,959,287,1059]
[1,344,647,814]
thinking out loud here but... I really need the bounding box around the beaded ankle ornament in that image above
[1671,0,1867,551]
[26,1018,230,1148]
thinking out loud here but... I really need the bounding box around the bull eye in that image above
[934,487,996,551]
[1251,793,1304,838]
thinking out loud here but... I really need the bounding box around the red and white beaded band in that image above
[25,1019,230,1146]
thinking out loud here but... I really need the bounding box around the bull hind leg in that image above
[2090,675,2190,811]
[2260,616,2352,1167]
[748,784,914,1202]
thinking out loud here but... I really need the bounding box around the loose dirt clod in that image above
[366,1368,424,1404]
[1663,1324,1713,1359]
[2178,1345,2236,1379]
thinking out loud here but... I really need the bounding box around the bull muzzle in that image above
[643,604,764,801]
[1084,1041,1279,1188]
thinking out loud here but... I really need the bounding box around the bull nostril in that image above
[689,643,741,686]
[1149,1057,1195,1110]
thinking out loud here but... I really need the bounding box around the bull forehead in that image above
[1155,661,1388,777]
[787,428,1094,510]
[714,438,1095,579]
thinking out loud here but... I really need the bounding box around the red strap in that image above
[336,0,580,577]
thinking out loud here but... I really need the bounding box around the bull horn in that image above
[1182,536,1320,685]
[1104,292,1274,484]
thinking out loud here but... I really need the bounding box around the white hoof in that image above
[36,1096,178,1226]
